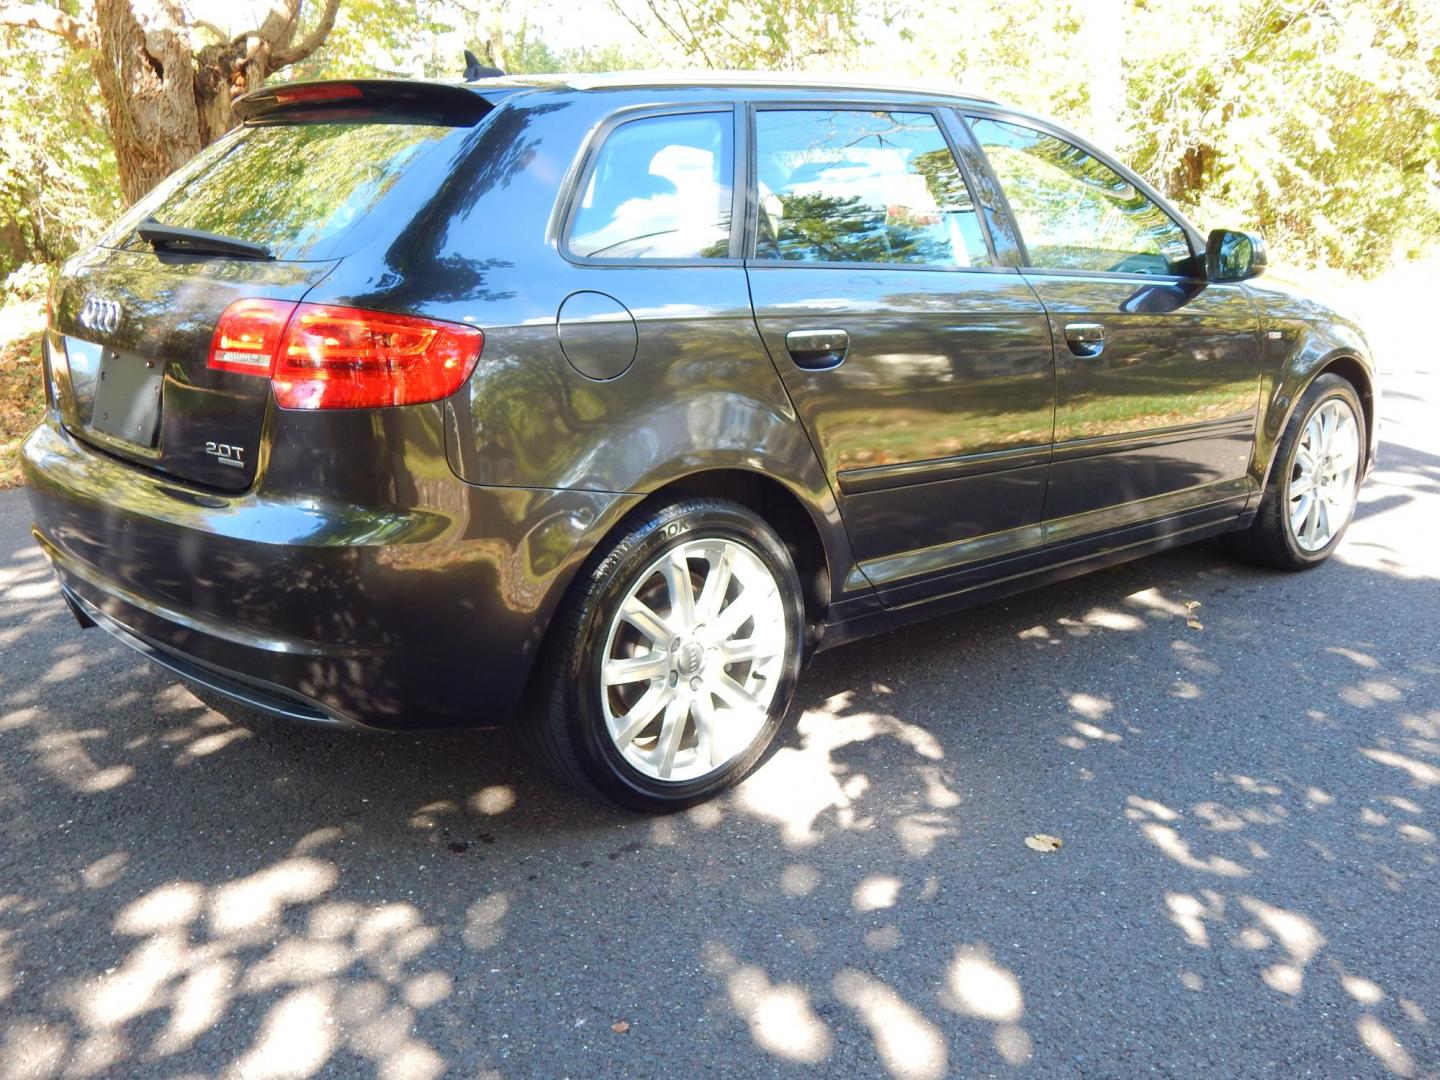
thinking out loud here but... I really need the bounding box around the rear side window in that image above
[103,122,455,260]
[968,117,1193,275]
[568,112,734,260]
[752,109,991,268]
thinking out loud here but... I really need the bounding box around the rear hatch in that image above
[48,81,492,491]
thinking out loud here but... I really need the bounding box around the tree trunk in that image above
[28,0,344,205]
[90,0,204,204]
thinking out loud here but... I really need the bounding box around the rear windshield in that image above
[100,121,455,261]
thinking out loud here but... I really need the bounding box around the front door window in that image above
[968,116,1193,276]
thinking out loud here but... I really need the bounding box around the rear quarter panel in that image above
[304,88,860,602]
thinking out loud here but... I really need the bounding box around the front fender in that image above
[1244,280,1380,495]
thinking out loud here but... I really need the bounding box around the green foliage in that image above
[607,0,867,69]
[0,297,45,488]
[1117,0,1440,274]
[0,28,119,290]
[288,0,455,79]
[899,0,1440,275]
[619,0,1440,274]
[1,0,1436,281]
[284,2,644,81]
[504,35,641,75]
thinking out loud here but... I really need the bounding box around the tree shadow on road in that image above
[0,429,1436,1077]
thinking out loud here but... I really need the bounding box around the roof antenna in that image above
[463,49,505,81]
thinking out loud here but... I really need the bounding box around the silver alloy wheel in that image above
[1287,397,1361,553]
[598,537,787,782]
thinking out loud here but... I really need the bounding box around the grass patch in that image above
[0,300,45,489]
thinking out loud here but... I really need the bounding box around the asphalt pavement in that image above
[1,374,1436,1079]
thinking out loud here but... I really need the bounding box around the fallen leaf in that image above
[1024,834,1063,852]
[611,1021,630,1034]
[1187,619,1203,630]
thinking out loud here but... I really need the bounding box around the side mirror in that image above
[1206,228,1267,282]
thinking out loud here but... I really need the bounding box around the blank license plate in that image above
[90,352,163,447]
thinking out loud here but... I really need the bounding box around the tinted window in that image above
[969,117,1192,275]
[569,113,733,260]
[103,122,455,260]
[753,110,990,268]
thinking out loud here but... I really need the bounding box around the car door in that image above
[964,114,1263,545]
[744,103,1056,604]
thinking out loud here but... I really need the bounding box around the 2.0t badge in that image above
[204,441,245,468]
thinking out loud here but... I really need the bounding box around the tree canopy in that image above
[1,0,1436,292]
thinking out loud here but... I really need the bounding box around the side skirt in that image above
[816,500,1245,651]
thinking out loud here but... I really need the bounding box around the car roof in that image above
[464,69,1001,106]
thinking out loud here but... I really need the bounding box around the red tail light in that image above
[273,305,483,410]
[209,298,297,374]
[208,300,483,410]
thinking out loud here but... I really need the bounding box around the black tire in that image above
[1224,372,1366,571]
[526,497,805,812]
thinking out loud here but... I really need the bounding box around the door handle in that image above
[1064,322,1105,358]
[785,328,849,370]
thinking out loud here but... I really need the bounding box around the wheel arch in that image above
[627,468,836,637]
[1314,355,1374,459]
[1256,345,1378,494]
[510,463,856,724]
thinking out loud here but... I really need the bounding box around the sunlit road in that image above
[1,374,1436,1079]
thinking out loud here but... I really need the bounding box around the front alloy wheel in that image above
[1225,372,1367,570]
[1286,398,1361,553]
[528,497,805,811]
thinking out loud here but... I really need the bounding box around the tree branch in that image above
[270,0,341,68]
[634,0,716,66]
[192,18,228,42]
[232,0,297,54]
[0,2,93,47]
[605,0,653,45]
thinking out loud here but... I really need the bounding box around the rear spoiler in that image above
[234,79,493,126]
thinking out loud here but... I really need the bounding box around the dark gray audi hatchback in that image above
[24,72,1378,809]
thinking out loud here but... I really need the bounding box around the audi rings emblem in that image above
[78,296,122,335]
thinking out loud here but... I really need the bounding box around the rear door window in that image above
[752,109,991,268]
[567,112,735,260]
[101,121,456,260]
[968,117,1193,275]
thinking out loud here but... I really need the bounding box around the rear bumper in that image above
[57,577,347,726]
[22,418,621,730]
